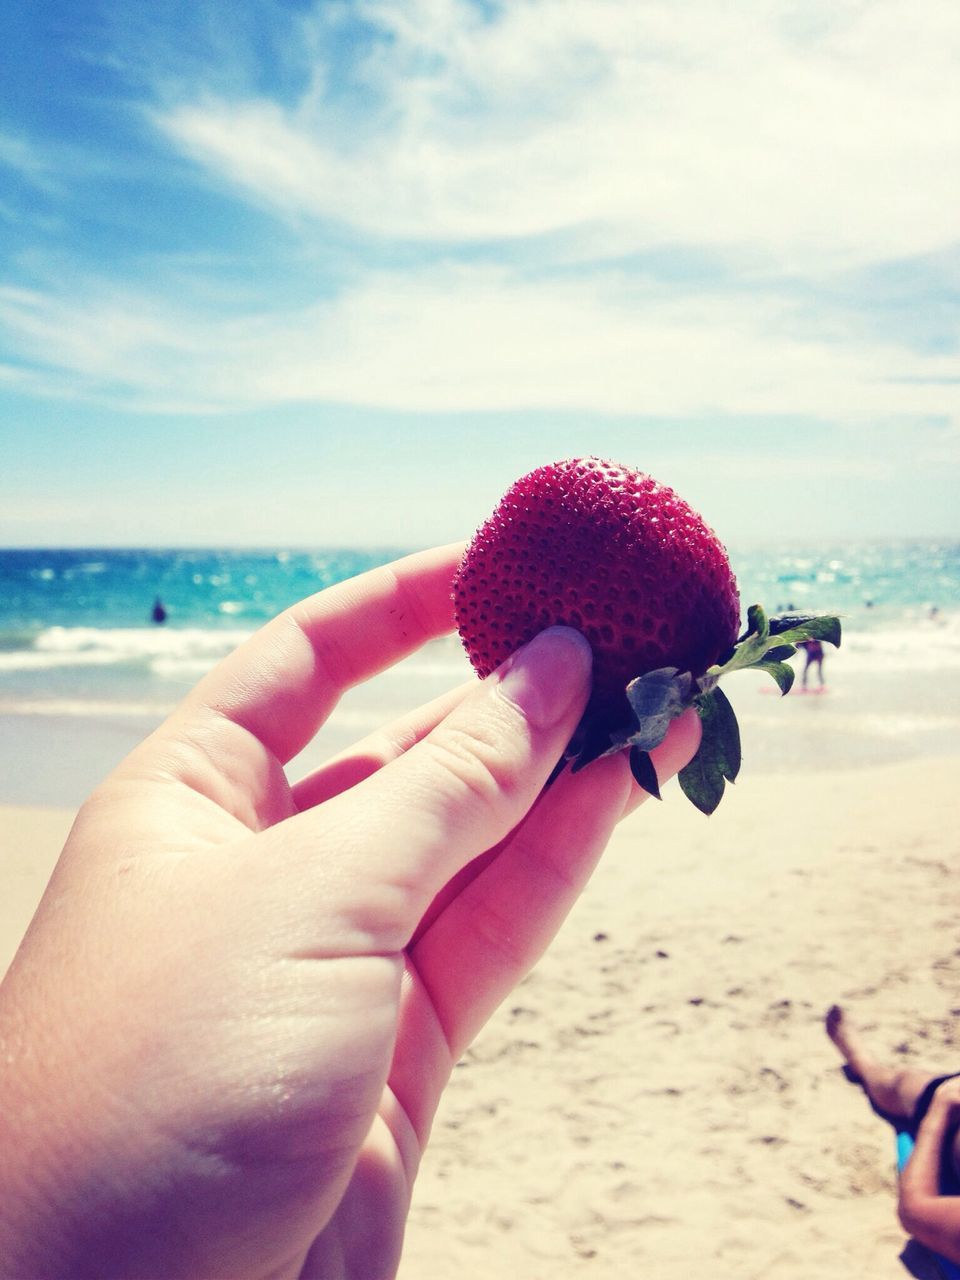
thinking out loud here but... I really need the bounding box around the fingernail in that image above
[495,627,593,730]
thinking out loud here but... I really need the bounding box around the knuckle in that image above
[418,717,520,817]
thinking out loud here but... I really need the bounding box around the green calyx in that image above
[566,606,842,815]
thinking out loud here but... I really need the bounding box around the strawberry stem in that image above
[564,607,842,813]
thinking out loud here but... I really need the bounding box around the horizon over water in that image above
[0,539,958,808]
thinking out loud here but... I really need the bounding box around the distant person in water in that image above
[826,1005,960,1265]
[798,638,824,688]
[151,597,167,625]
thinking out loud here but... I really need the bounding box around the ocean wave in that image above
[0,698,173,718]
[838,615,960,672]
[0,613,956,712]
[0,626,254,675]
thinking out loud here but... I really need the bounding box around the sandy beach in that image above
[396,754,960,1280]
[3,747,959,1278]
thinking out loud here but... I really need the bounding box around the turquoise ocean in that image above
[0,541,958,807]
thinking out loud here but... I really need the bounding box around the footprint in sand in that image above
[508,1006,538,1023]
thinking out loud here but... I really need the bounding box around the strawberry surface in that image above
[453,457,741,733]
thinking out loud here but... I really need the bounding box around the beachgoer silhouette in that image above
[798,638,824,688]
[151,597,167,625]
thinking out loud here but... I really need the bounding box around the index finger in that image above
[177,542,465,764]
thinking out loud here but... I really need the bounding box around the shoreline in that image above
[1,649,957,809]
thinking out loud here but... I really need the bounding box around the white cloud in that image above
[156,0,960,268]
[1,264,957,430]
[2,0,956,432]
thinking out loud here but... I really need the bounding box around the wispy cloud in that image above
[0,0,957,433]
[156,0,960,267]
[0,129,63,196]
[2,263,957,432]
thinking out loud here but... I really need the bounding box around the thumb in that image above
[386,622,594,853]
[267,627,594,943]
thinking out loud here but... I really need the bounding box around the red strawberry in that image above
[454,457,841,813]
[454,457,740,727]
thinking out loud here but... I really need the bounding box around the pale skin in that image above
[826,1004,960,1263]
[0,544,701,1280]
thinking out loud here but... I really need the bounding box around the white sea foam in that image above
[838,615,960,673]
[0,698,172,718]
[0,612,956,729]
[0,626,253,675]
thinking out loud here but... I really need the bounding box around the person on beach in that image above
[826,1004,960,1264]
[798,637,825,688]
[0,545,700,1279]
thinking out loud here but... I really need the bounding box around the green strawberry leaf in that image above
[629,745,661,799]
[678,687,741,815]
[757,657,796,695]
[764,644,798,662]
[702,607,841,691]
[734,603,770,647]
[563,605,841,813]
[624,667,693,751]
[768,614,842,648]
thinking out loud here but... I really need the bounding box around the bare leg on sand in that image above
[826,1004,939,1120]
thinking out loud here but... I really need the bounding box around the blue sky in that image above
[1,0,958,546]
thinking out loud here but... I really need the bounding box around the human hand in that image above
[0,544,700,1280]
